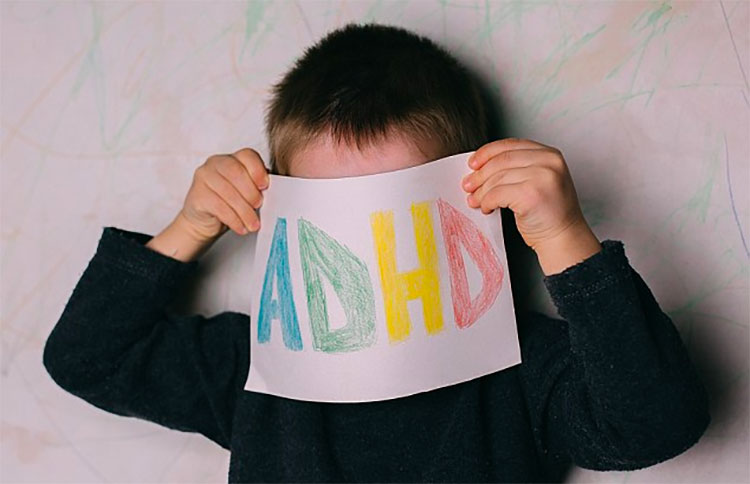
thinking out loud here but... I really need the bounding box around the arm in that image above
[518,239,710,471]
[532,217,602,276]
[42,226,251,449]
[145,211,219,262]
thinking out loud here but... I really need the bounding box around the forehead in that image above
[287,132,438,179]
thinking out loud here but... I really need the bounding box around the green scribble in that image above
[456,0,553,52]
[516,23,606,125]
[240,0,270,61]
[298,218,377,353]
[586,89,654,113]
[684,131,722,225]
[605,1,677,88]
[70,4,147,151]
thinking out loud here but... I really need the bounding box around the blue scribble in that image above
[257,217,304,350]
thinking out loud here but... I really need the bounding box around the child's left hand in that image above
[461,137,602,275]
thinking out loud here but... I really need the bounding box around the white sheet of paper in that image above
[244,151,521,402]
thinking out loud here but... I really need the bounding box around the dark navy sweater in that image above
[43,226,710,482]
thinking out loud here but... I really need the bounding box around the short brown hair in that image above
[264,23,488,175]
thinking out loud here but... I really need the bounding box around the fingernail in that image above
[259,176,269,190]
[462,177,473,190]
[467,194,475,206]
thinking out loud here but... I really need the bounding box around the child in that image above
[43,23,710,483]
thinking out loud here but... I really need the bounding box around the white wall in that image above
[2,1,747,482]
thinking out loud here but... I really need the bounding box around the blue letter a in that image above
[257,217,303,351]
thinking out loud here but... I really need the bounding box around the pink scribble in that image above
[436,198,504,329]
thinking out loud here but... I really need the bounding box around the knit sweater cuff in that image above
[93,226,199,286]
[542,239,631,304]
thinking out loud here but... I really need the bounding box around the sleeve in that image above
[517,239,710,472]
[42,226,251,450]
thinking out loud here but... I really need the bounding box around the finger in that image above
[203,189,251,235]
[462,150,545,192]
[468,138,554,170]
[468,166,540,206]
[470,182,528,215]
[232,148,270,191]
[216,158,264,209]
[204,171,260,232]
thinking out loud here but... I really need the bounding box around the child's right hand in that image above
[178,148,269,242]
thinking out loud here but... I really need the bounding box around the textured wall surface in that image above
[2,1,747,482]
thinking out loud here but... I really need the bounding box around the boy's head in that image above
[265,23,488,178]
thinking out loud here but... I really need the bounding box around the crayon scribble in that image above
[298,218,377,353]
[257,217,303,351]
[437,199,504,329]
[370,201,444,343]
